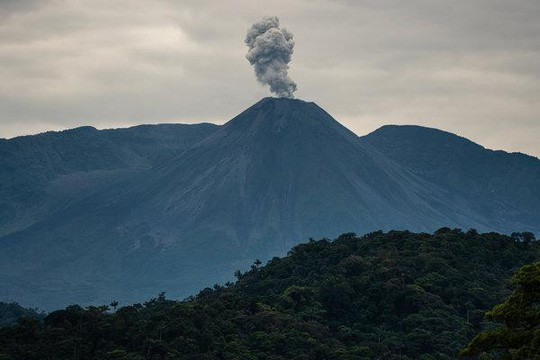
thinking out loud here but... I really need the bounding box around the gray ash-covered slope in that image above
[127,97,480,253]
[0,98,538,309]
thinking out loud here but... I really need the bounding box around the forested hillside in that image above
[0,302,43,327]
[460,261,540,359]
[1,229,538,359]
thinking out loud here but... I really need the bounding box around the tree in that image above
[460,261,540,359]
[110,301,119,312]
[511,232,536,244]
[521,232,536,244]
[251,259,262,271]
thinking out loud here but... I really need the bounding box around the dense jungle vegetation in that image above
[0,303,43,327]
[0,229,538,360]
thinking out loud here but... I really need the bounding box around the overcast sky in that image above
[1,0,539,156]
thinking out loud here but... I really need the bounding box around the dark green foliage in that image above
[1,230,538,359]
[0,302,44,327]
[511,232,536,244]
[460,261,540,359]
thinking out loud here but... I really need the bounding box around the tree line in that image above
[0,229,538,359]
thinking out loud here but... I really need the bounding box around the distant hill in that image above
[0,230,538,359]
[0,302,43,327]
[0,123,218,237]
[363,125,540,234]
[0,98,539,309]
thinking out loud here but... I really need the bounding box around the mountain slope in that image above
[0,99,538,309]
[362,125,540,234]
[0,123,218,237]
[123,98,483,254]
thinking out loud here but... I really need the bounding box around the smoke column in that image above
[245,16,297,98]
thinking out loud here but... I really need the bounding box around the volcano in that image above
[1,97,538,309]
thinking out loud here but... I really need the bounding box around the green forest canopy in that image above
[0,229,538,360]
[0,303,43,327]
[461,261,540,359]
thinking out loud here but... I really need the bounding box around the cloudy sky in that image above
[1,0,539,156]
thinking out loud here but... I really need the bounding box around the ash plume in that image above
[245,16,297,98]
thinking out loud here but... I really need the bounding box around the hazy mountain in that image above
[362,125,540,234]
[0,123,218,237]
[0,98,538,309]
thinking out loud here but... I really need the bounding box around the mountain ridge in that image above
[364,124,539,160]
[363,124,540,234]
[1,97,538,309]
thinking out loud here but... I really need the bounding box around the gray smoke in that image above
[245,16,297,98]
